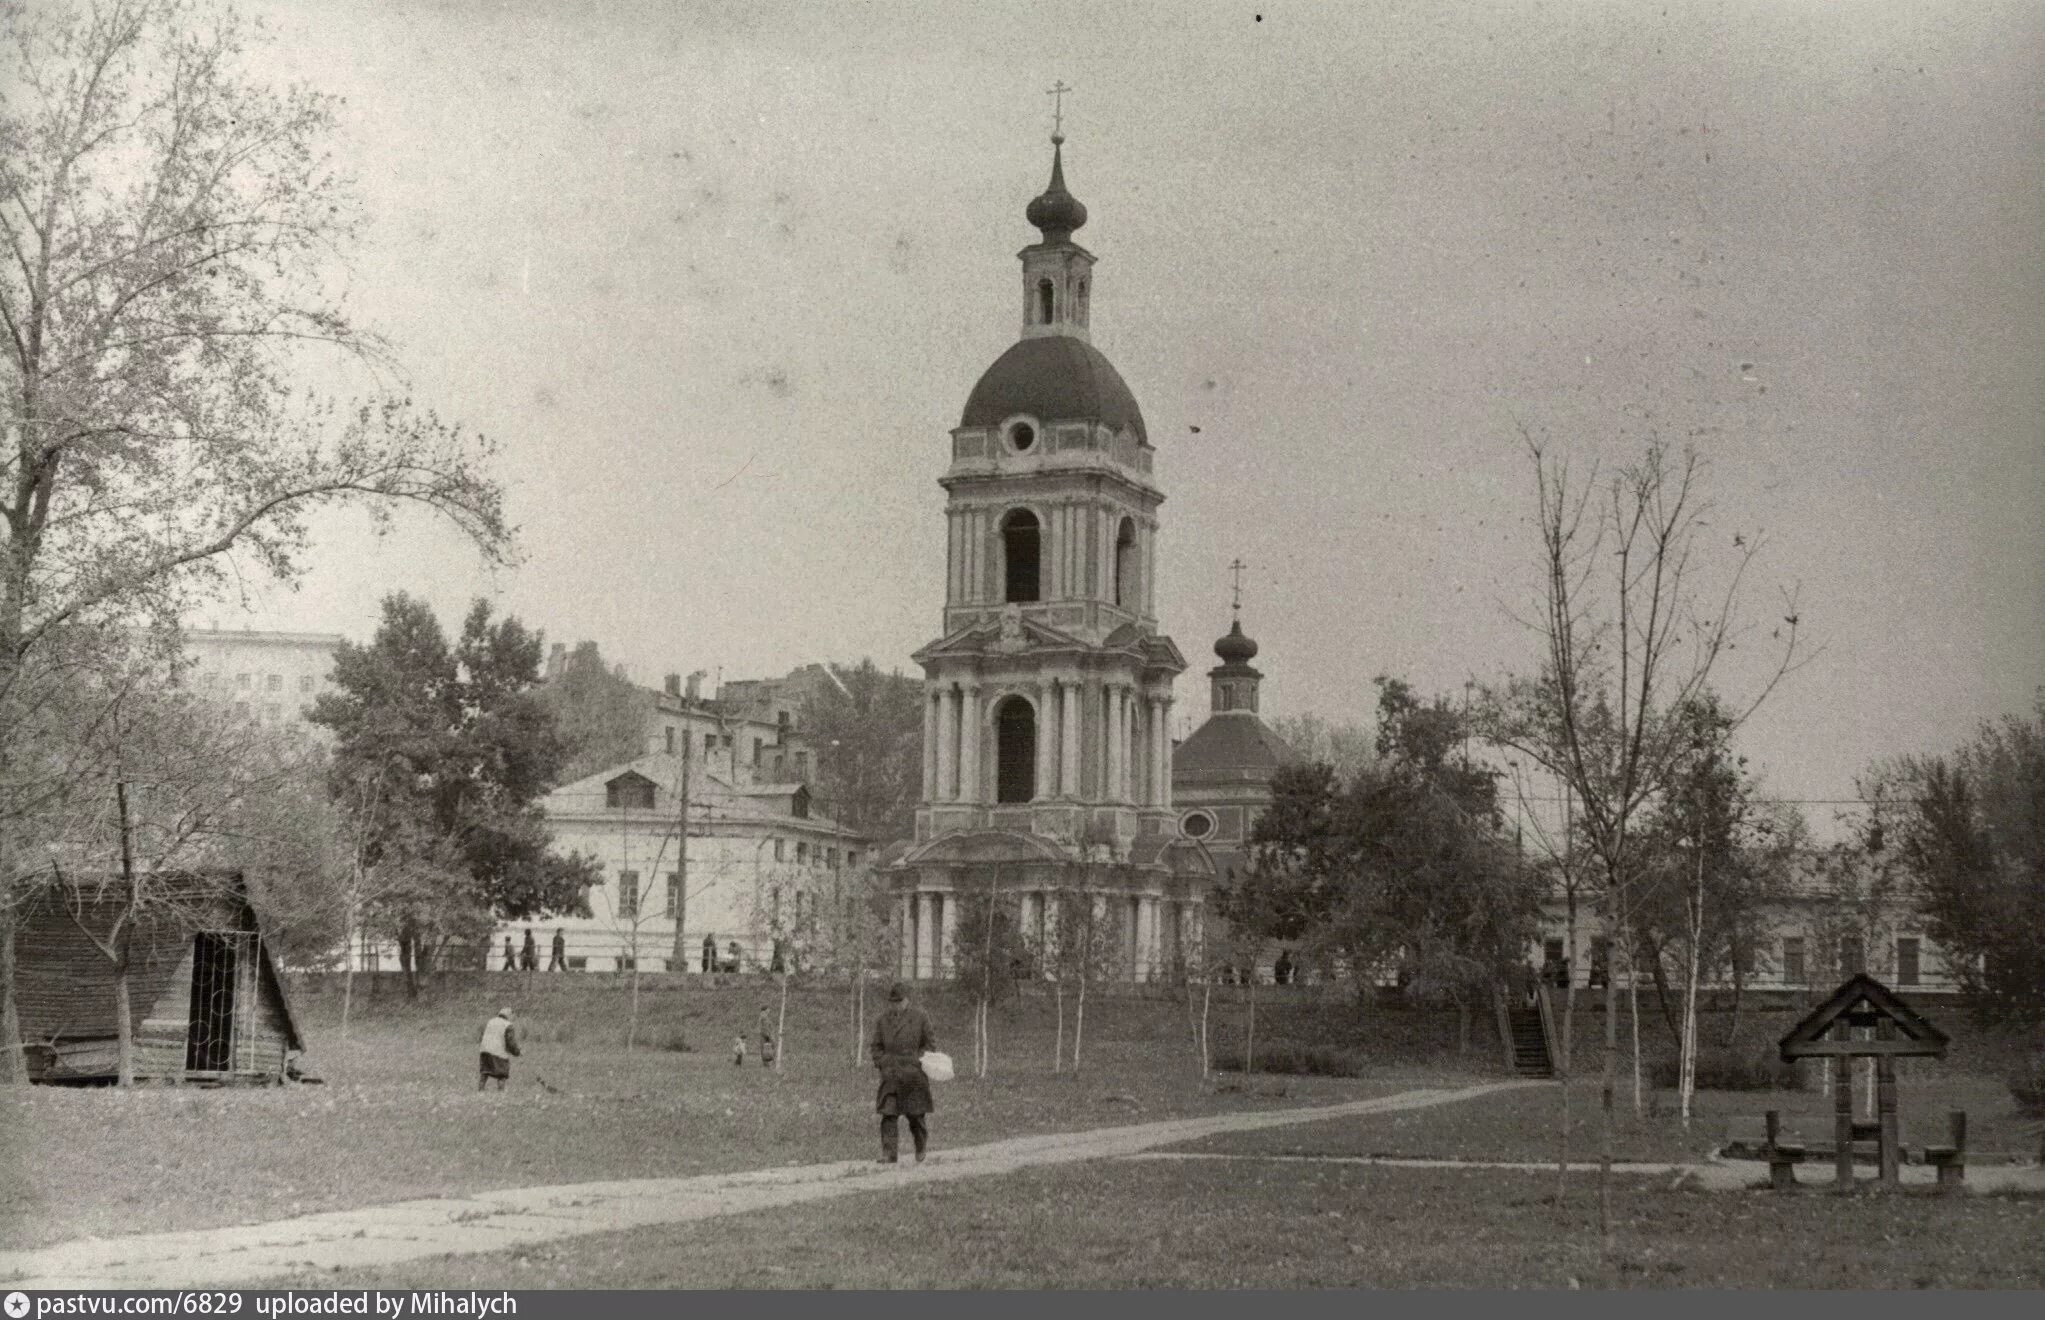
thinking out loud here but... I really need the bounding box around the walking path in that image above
[0,1082,1532,1289]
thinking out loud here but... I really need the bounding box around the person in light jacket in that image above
[867,981,934,1164]
[478,1007,522,1091]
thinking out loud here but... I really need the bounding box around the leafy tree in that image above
[1224,677,1542,1048]
[535,642,648,782]
[806,660,922,845]
[308,594,595,996]
[1895,698,2044,1024]
[0,0,507,1081]
[1265,712,1376,781]
[1478,437,1805,1241]
[1627,693,1796,1122]
[948,869,1028,1078]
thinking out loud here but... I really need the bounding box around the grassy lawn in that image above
[0,975,1448,1252]
[293,1156,2045,1289]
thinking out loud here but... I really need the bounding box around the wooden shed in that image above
[15,870,306,1084]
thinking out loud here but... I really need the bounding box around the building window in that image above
[1838,932,1864,977]
[665,727,676,754]
[771,886,782,928]
[267,674,282,693]
[233,701,251,718]
[1001,508,1042,603]
[606,776,655,810]
[617,871,640,919]
[753,738,764,767]
[1896,937,1921,987]
[1076,278,1088,321]
[1782,936,1806,986]
[827,848,838,869]
[992,694,1038,804]
[617,956,636,972]
[1180,810,1215,839]
[774,838,785,862]
[237,673,251,690]
[1007,420,1036,453]
[1037,278,1055,324]
[1114,518,1137,608]
[298,675,315,694]
[796,842,808,865]
[666,872,681,918]
[847,851,860,870]
[263,703,281,723]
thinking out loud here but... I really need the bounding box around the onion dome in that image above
[1025,138,1088,244]
[1214,618,1259,666]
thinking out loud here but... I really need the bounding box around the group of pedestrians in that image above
[501,928,568,972]
[473,981,940,1164]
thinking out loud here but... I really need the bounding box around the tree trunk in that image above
[1245,977,1258,1077]
[1199,980,1212,1078]
[1678,876,1704,1128]
[1598,901,1619,1247]
[114,782,137,1087]
[1643,933,1682,1054]
[1557,981,1573,1207]
[1723,946,1746,1048]
[774,970,789,1071]
[398,923,420,1000]
[1455,994,1472,1055]
[626,953,642,1052]
[1072,976,1087,1073]
[1053,979,1064,1073]
[0,896,23,1086]
[1628,942,1644,1118]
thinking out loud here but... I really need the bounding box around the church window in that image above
[994,695,1037,803]
[1037,278,1055,324]
[1007,421,1036,453]
[1113,518,1137,607]
[1180,810,1214,840]
[1002,508,1041,603]
[618,871,640,919]
[1076,278,1088,321]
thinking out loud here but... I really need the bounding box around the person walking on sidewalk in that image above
[868,982,934,1164]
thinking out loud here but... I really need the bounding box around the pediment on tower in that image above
[913,609,1093,664]
[1102,621,1189,674]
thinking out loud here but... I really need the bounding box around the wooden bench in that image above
[1727,1110,1968,1189]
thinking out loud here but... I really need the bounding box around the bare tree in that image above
[0,0,509,1080]
[1480,435,1807,1244]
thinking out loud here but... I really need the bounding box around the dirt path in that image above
[0,1082,1533,1289]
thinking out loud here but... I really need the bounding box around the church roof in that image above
[1172,714,1300,778]
[961,335,1148,444]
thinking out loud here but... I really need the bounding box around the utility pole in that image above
[669,735,692,973]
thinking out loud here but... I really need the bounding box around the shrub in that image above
[1649,1045,1803,1092]
[1210,1040,1364,1078]
[2008,1051,2045,1116]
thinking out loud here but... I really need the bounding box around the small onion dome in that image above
[1025,139,1088,243]
[1215,618,1259,665]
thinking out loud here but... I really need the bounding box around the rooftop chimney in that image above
[686,670,705,702]
[664,673,681,697]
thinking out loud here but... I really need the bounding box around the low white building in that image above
[509,751,871,973]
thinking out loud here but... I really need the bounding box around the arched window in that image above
[1038,279,1055,325]
[1002,508,1041,603]
[1113,518,1137,607]
[1076,279,1088,322]
[994,696,1037,803]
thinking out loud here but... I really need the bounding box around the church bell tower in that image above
[890,121,1213,984]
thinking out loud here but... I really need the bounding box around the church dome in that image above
[1214,619,1258,666]
[1025,139,1088,243]
[961,336,1148,443]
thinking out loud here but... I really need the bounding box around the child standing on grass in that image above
[732,1034,747,1067]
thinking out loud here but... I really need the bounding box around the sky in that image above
[213,0,2044,829]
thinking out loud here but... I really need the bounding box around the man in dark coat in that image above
[868,981,934,1164]
[520,928,539,972]
[549,928,567,971]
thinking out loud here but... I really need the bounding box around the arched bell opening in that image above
[994,695,1038,804]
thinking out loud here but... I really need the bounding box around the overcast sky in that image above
[223,0,2043,824]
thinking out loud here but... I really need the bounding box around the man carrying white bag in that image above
[869,981,940,1163]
